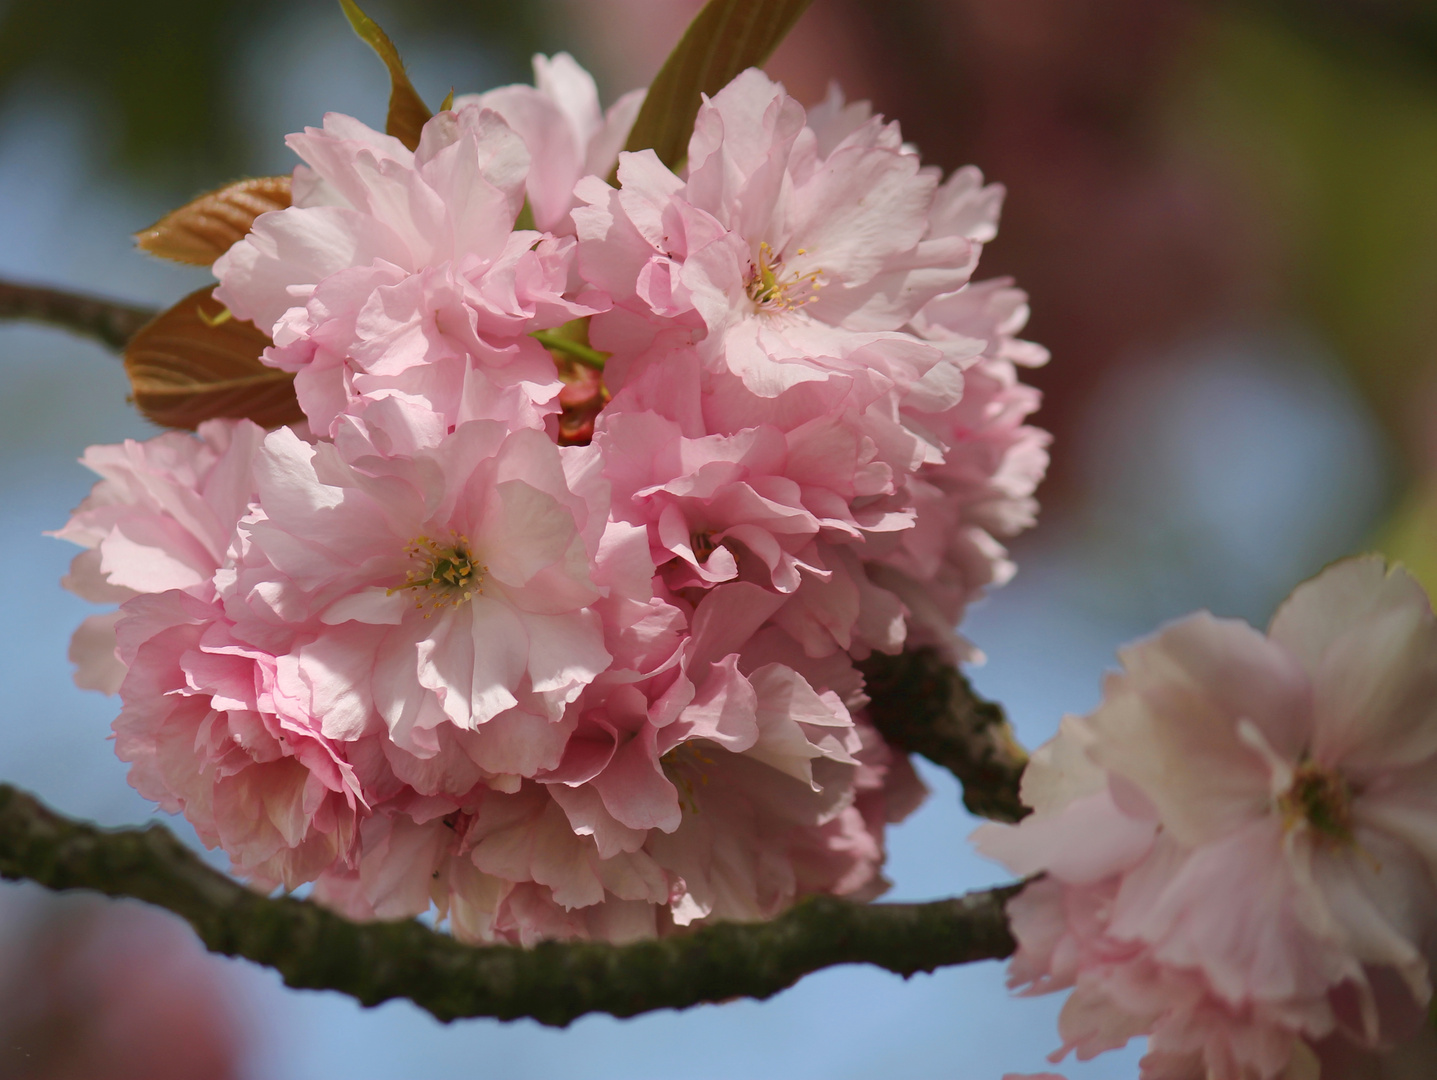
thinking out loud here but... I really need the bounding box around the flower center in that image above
[661,741,717,814]
[1278,761,1353,845]
[745,242,823,313]
[691,530,719,563]
[391,533,485,616]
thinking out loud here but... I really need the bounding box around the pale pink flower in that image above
[875,281,1050,661]
[52,419,266,693]
[219,420,613,759]
[558,583,871,926]
[214,106,596,438]
[596,347,923,660]
[975,557,1437,1080]
[598,411,833,595]
[55,68,1065,947]
[304,580,914,942]
[573,68,980,401]
[463,52,645,234]
[111,590,364,887]
[576,85,1048,663]
[863,170,1049,662]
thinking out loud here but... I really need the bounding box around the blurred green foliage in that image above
[1242,0,1437,75]
[0,0,555,186]
[1186,5,1437,444]
[1193,4,1437,587]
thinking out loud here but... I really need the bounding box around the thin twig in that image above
[0,278,156,351]
[0,783,1019,1026]
[861,647,1030,823]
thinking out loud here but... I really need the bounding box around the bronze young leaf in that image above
[134,176,292,266]
[124,286,303,430]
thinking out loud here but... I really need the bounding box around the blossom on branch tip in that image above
[974,557,1437,1079]
[463,52,645,234]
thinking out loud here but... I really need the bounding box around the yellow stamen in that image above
[389,532,485,617]
[745,241,823,313]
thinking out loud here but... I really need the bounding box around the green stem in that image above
[531,328,609,371]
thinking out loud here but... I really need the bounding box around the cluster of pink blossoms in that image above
[979,557,1437,1079]
[56,57,1048,942]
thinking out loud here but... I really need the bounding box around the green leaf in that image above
[621,0,814,171]
[339,0,432,151]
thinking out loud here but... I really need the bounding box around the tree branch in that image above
[0,278,157,351]
[861,647,1029,823]
[0,783,1019,1026]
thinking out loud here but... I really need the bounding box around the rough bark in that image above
[0,783,1018,1027]
[861,647,1030,823]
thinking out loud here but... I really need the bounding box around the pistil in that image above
[745,242,823,313]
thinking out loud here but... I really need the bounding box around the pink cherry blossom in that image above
[576,80,1047,663]
[974,557,1437,1080]
[598,411,833,595]
[866,170,1049,662]
[220,420,612,757]
[52,67,1059,948]
[875,288,1050,660]
[214,106,596,438]
[573,68,980,401]
[112,590,364,887]
[463,52,645,234]
[301,575,916,941]
[596,347,924,660]
[52,419,267,693]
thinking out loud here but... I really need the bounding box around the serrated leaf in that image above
[125,286,304,430]
[135,176,292,266]
[621,0,814,170]
[339,0,432,151]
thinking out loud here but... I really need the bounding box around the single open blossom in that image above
[220,419,612,758]
[304,578,918,942]
[599,411,835,595]
[974,557,1437,1080]
[112,590,365,888]
[214,104,596,439]
[575,74,1046,663]
[463,52,645,235]
[574,69,980,402]
[52,419,267,693]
